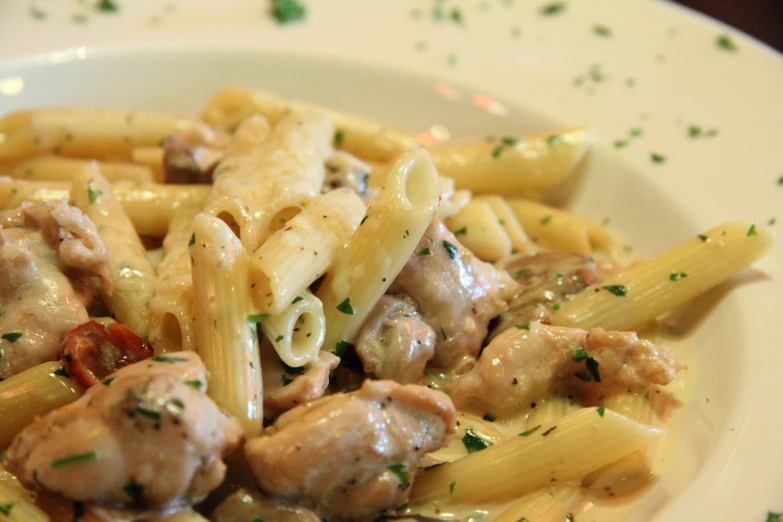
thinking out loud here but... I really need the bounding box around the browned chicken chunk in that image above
[354,295,436,384]
[389,219,517,373]
[0,200,112,378]
[450,322,686,416]
[244,379,457,519]
[262,345,340,417]
[4,351,242,512]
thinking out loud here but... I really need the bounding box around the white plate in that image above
[0,1,781,520]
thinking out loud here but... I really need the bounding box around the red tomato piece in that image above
[61,321,153,388]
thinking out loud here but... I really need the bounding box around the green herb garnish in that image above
[597,406,606,417]
[669,272,687,281]
[188,233,195,246]
[2,332,22,343]
[602,285,627,296]
[275,335,284,342]
[453,227,467,236]
[130,405,161,421]
[698,234,709,242]
[593,25,611,37]
[152,355,187,363]
[123,480,144,500]
[747,223,758,237]
[334,129,344,147]
[519,425,542,436]
[462,427,491,453]
[0,503,14,515]
[95,0,119,12]
[442,240,458,259]
[540,2,566,15]
[270,0,306,24]
[716,34,737,52]
[184,379,202,390]
[336,298,355,315]
[540,215,552,225]
[54,366,69,377]
[50,451,98,469]
[102,378,115,386]
[248,313,270,323]
[87,178,102,204]
[334,340,353,357]
[516,323,530,330]
[30,6,47,20]
[650,153,666,164]
[418,247,432,256]
[482,413,495,422]
[292,296,304,304]
[387,464,410,486]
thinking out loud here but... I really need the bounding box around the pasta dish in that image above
[0,86,772,521]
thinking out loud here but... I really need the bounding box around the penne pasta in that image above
[426,127,592,194]
[473,195,529,253]
[524,396,582,429]
[72,168,156,337]
[0,361,83,449]
[317,148,440,354]
[262,290,326,368]
[204,111,332,251]
[224,113,271,158]
[444,199,512,262]
[248,188,365,315]
[190,212,263,436]
[409,408,661,505]
[550,222,774,331]
[200,86,417,162]
[130,146,165,182]
[9,156,155,183]
[493,485,584,522]
[148,204,202,354]
[211,487,321,522]
[0,177,210,238]
[0,108,229,161]
[0,466,50,522]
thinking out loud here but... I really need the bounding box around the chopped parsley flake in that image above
[87,178,103,204]
[30,6,47,19]
[281,375,293,386]
[650,152,666,164]
[767,512,782,522]
[0,503,13,515]
[417,247,432,256]
[275,335,284,342]
[248,313,270,323]
[698,234,709,242]
[447,53,459,66]
[333,340,353,357]
[778,175,783,186]
[403,229,410,239]
[516,323,530,330]
[450,8,463,24]
[334,129,344,147]
[669,272,687,281]
[188,233,195,246]
[547,135,563,146]
[151,355,187,363]
[360,215,368,225]
[747,223,758,237]
[184,379,202,390]
[716,34,737,52]
[336,298,355,315]
[688,125,702,138]
[130,405,161,421]
[540,215,552,225]
[597,406,606,417]
[54,366,69,377]
[462,427,492,453]
[629,127,643,137]
[102,378,115,386]
[95,0,118,12]
[550,303,561,311]
[501,137,519,146]
[449,480,456,494]
[769,217,776,226]
[270,0,306,24]
[602,285,627,296]
[453,227,467,236]
[50,451,98,469]
[519,425,542,436]
[123,480,144,500]
[166,398,185,415]
[540,2,566,15]
[72,13,88,24]
[572,349,590,362]
[387,464,410,486]
[491,145,505,158]
[614,139,629,149]
[2,332,22,343]
[442,240,458,259]
[593,24,611,37]
[292,296,304,304]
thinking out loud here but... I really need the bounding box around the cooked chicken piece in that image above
[0,201,113,378]
[4,351,242,512]
[490,253,598,339]
[389,219,517,373]
[354,295,436,384]
[322,150,371,197]
[245,380,457,519]
[262,344,340,417]
[162,135,223,184]
[450,322,686,416]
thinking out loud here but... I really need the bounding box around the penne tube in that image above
[131,146,165,182]
[0,108,229,161]
[444,200,511,262]
[190,212,263,436]
[200,86,417,162]
[0,177,210,237]
[9,156,155,183]
[506,198,612,253]
[204,111,332,251]
[409,408,661,505]
[493,485,584,522]
[426,127,592,194]
[224,113,271,158]
[0,361,83,449]
[148,204,202,354]
[603,393,661,426]
[211,487,321,522]
[524,396,581,429]
[72,168,156,337]
[317,149,440,354]
[248,188,365,314]
[261,290,326,368]
[474,195,529,253]
[550,222,774,331]
[0,466,50,522]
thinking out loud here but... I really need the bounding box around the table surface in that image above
[674,0,782,52]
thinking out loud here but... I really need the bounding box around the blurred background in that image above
[674,0,783,51]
